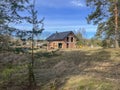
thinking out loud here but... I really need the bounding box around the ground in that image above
[34,47,120,90]
[0,48,120,90]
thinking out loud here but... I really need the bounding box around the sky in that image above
[13,0,97,39]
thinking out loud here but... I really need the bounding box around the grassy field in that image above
[0,48,120,90]
[34,48,120,90]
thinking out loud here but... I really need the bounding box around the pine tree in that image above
[86,0,120,48]
[0,0,29,51]
[25,0,44,89]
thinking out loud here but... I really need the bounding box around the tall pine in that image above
[86,0,120,48]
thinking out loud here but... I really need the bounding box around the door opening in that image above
[67,43,69,48]
[58,43,62,48]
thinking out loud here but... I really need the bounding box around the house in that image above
[46,31,78,49]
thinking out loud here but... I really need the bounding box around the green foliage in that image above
[86,0,109,24]
[101,40,108,48]
[86,0,120,48]
[0,0,30,51]
[0,0,44,89]
[14,48,24,54]
[23,0,44,88]
[76,41,84,46]
[0,35,11,51]
[0,0,29,24]
[90,38,102,47]
[1,68,15,80]
[74,28,87,46]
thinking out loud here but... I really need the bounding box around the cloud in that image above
[44,25,96,38]
[70,0,85,7]
[36,0,85,8]
[45,25,97,33]
[36,0,69,8]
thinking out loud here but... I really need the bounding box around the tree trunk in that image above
[28,0,36,89]
[28,32,36,90]
[114,0,119,48]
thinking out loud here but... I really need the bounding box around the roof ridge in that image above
[46,31,74,41]
[56,31,72,33]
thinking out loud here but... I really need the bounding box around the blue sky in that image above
[13,0,97,39]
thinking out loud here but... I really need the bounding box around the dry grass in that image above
[0,48,120,90]
[0,52,29,90]
[34,48,120,90]
[62,75,115,90]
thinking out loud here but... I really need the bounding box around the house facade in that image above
[46,31,77,49]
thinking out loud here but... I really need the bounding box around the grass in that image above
[34,48,120,90]
[0,52,29,90]
[0,48,120,90]
[62,76,114,90]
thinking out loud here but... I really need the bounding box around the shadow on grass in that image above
[34,48,120,90]
[34,49,60,59]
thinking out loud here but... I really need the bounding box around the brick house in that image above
[46,31,78,49]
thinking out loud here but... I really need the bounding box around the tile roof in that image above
[46,31,74,41]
